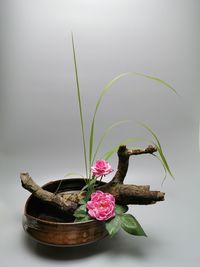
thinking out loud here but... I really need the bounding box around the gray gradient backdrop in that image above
[0,0,200,266]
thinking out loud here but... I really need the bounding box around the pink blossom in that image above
[86,191,115,221]
[91,160,113,177]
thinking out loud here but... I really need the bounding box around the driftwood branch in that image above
[20,145,165,215]
[110,145,157,184]
[20,173,80,213]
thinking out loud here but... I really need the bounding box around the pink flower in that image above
[86,191,115,221]
[91,160,113,177]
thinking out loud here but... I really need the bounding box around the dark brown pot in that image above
[23,178,108,246]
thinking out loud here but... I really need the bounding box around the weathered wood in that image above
[111,145,157,184]
[20,145,165,215]
[20,173,79,213]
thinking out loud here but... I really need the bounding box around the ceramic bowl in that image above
[23,178,108,246]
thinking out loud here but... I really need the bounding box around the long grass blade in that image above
[54,180,63,195]
[156,145,174,179]
[89,72,130,174]
[89,72,176,175]
[141,123,174,179]
[92,120,129,164]
[134,73,178,95]
[71,33,88,178]
[152,154,167,185]
[104,147,119,161]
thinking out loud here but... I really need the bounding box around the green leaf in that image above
[121,214,147,236]
[74,214,91,222]
[105,215,121,237]
[79,198,87,205]
[89,178,97,185]
[84,183,97,202]
[92,120,129,164]
[81,178,97,201]
[80,184,89,192]
[73,212,86,219]
[141,124,174,179]
[71,33,88,178]
[115,204,128,215]
[76,204,87,213]
[73,204,87,218]
[103,137,144,161]
[81,177,96,191]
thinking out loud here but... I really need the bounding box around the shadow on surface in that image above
[22,230,161,261]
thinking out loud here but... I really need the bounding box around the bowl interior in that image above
[25,178,103,223]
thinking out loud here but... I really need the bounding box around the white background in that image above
[0,0,200,266]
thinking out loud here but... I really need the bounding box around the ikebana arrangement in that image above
[21,34,176,246]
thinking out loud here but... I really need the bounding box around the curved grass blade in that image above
[54,179,63,195]
[103,137,144,161]
[92,120,129,165]
[89,72,176,176]
[89,72,130,171]
[65,171,88,186]
[81,177,97,192]
[55,172,84,194]
[152,154,167,186]
[141,123,174,179]
[103,146,119,161]
[71,33,88,178]
[64,172,84,178]
[134,72,178,95]
[155,144,174,179]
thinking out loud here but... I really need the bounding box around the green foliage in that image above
[141,124,174,180]
[153,154,167,185]
[105,206,146,238]
[133,72,177,95]
[71,34,176,183]
[89,73,130,174]
[92,120,129,165]
[73,202,146,237]
[73,204,87,218]
[74,215,91,222]
[103,138,144,160]
[105,216,121,237]
[74,201,146,237]
[78,198,87,205]
[115,204,129,215]
[73,204,92,222]
[121,214,147,236]
[71,33,88,178]
[89,71,177,173]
